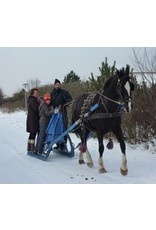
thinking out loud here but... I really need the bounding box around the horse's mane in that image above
[103,75,116,91]
[103,67,129,91]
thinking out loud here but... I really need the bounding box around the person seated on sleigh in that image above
[50,79,73,150]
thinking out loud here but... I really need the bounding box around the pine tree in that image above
[86,57,116,91]
[63,70,80,83]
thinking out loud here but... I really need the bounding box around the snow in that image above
[0,110,156,184]
[0,111,156,230]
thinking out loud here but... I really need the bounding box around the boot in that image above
[27,139,35,152]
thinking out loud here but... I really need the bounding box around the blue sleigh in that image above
[27,103,99,160]
[28,108,75,160]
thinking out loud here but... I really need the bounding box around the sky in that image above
[0,110,156,229]
[0,47,155,97]
[0,1,156,97]
[0,47,137,96]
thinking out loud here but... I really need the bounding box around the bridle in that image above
[116,77,132,109]
[91,76,132,116]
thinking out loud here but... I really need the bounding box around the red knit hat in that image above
[44,93,51,101]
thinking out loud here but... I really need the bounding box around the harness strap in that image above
[86,112,122,120]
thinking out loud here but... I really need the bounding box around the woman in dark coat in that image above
[26,88,40,152]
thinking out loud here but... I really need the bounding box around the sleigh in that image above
[27,103,99,161]
[27,108,75,160]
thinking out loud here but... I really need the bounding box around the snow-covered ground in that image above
[0,110,156,184]
[0,111,156,230]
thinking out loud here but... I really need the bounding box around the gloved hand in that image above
[59,105,62,112]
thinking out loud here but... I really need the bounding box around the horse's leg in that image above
[113,127,128,176]
[97,134,107,174]
[79,150,85,164]
[79,142,86,165]
[86,148,94,168]
[120,153,128,176]
[78,142,93,167]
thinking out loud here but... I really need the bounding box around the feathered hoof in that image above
[79,160,85,164]
[99,168,107,174]
[120,168,128,176]
[87,162,93,168]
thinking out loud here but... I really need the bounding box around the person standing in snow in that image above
[35,93,53,154]
[50,79,73,129]
[26,88,40,152]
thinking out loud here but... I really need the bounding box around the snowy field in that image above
[0,111,156,230]
[0,110,156,184]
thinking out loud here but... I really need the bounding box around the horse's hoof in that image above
[120,168,128,176]
[99,168,107,174]
[79,160,85,164]
[87,162,93,168]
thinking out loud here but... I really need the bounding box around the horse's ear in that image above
[125,65,130,75]
[116,68,119,75]
[117,68,124,79]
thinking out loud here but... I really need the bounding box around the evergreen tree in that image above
[86,57,116,91]
[63,70,80,83]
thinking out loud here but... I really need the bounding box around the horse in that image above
[72,65,134,175]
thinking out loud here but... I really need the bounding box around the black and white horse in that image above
[72,66,134,175]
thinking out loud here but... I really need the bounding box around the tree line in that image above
[0,49,156,145]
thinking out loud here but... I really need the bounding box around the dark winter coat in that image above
[26,96,40,133]
[50,88,73,112]
[50,88,72,129]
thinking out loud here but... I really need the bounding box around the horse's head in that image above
[116,65,134,112]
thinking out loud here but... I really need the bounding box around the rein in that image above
[96,91,125,106]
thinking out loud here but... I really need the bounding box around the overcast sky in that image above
[0,47,138,96]
[0,1,155,97]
